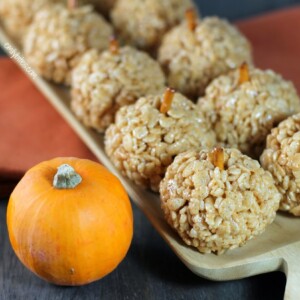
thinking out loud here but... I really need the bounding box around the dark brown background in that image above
[1,0,299,299]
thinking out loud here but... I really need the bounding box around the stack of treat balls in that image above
[2,0,300,255]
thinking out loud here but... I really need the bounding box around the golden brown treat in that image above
[198,66,300,158]
[111,0,197,53]
[160,148,281,254]
[105,91,216,192]
[23,4,113,85]
[71,46,166,132]
[158,17,252,99]
[0,0,63,42]
[260,114,300,216]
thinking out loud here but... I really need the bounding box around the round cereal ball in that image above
[160,148,281,254]
[105,89,216,192]
[111,0,197,53]
[198,64,300,158]
[71,45,166,132]
[23,4,113,85]
[260,114,300,216]
[0,0,64,42]
[158,16,252,99]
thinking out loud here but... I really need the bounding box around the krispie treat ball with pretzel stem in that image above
[105,88,216,192]
[0,0,64,42]
[23,3,113,85]
[158,14,252,99]
[0,0,109,43]
[261,114,300,216]
[71,40,166,132]
[198,63,300,158]
[160,148,281,254]
[111,0,197,53]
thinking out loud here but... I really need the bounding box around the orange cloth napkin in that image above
[0,59,96,197]
[237,6,300,89]
[1,7,300,198]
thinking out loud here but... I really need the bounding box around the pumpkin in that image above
[7,157,133,286]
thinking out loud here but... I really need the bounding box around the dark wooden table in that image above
[1,0,299,299]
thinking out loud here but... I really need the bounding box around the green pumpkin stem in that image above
[53,164,82,189]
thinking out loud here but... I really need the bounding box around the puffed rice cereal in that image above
[198,65,300,157]
[71,46,166,132]
[111,0,197,53]
[158,17,252,99]
[23,4,113,85]
[160,148,281,254]
[261,114,300,216]
[0,0,65,43]
[105,90,216,192]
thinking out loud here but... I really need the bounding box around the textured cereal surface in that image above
[111,0,196,52]
[158,17,252,99]
[105,93,216,191]
[198,67,300,158]
[0,0,63,42]
[23,4,113,85]
[71,47,166,132]
[261,114,300,216]
[160,148,281,254]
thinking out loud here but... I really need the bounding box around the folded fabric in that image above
[237,6,300,90]
[0,58,96,197]
[0,6,300,198]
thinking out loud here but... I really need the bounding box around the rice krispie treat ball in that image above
[260,114,300,216]
[105,89,216,191]
[160,148,281,254]
[23,4,113,85]
[111,0,197,53]
[71,43,166,132]
[0,0,66,42]
[198,64,300,158]
[158,16,252,99]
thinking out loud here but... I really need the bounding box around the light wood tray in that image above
[1,25,299,300]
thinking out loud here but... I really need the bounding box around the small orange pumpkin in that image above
[7,157,133,286]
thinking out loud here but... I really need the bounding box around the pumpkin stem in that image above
[208,147,225,171]
[238,62,250,85]
[109,36,119,55]
[160,87,175,114]
[185,8,197,32]
[53,164,82,189]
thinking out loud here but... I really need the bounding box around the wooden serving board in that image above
[1,25,299,300]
